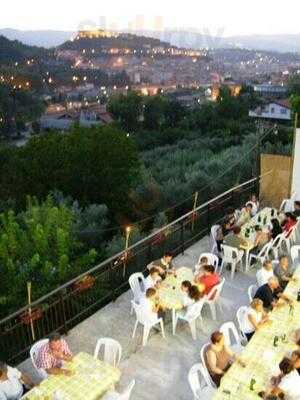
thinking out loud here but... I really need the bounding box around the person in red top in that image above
[281,212,297,237]
[196,265,220,299]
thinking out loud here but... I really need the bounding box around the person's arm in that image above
[20,372,35,388]
[248,313,260,330]
[46,367,72,376]
[206,350,224,375]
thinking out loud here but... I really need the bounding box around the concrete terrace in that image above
[20,235,256,400]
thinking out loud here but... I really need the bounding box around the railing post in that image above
[59,290,68,335]
[207,203,210,231]
[180,220,184,255]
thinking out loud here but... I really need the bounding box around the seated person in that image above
[178,283,203,319]
[277,357,300,400]
[35,333,73,376]
[194,256,208,275]
[152,253,175,278]
[240,299,269,341]
[270,218,283,240]
[225,207,237,230]
[274,255,293,289]
[253,225,269,250]
[196,265,220,298]
[248,194,260,216]
[259,388,285,400]
[216,221,232,252]
[140,288,163,322]
[205,331,245,387]
[281,213,297,237]
[144,267,161,291]
[254,277,289,310]
[237,203,253,226]
[294,201,300,218]
[0,361,34,400]
[223,226,248,252]
[256,260,274,287]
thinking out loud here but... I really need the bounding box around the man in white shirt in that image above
[256,260,274,287]
[278,357,300,400]
[0,361,34,400]
[144,268,161,291]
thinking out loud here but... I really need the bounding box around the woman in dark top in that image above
[270,218,282,240]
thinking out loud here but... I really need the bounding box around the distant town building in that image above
[253,84,287,97]
[249,99,291,121]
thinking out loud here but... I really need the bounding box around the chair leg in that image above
[210,303,217,320]
[231,262,236,279]
[173,313,178,335]
[189,320,197,340]
[142,326,150,346]
[160,320,165,339]
[132,320,138,338]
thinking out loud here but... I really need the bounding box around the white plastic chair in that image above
[210,225,220,255]
[30,339,49,380]
[248,241,273,268]
[236,306,249,342]
[200,343,217,388]
[129,273,146,313]
[131,301,165,346]
[269,233,287,259]
[174,300,205,340]
[203,278,225,320]
[248,284,258,303]
[220,321,243,354]
[188,363,217,400]
[194,253,219,274]
[102,380,136,400]
[220,245,244,279]
[291,245,300,267]
[280,198,295,213]
[94,338,122,367]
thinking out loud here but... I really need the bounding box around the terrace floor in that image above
[19,235,257,400]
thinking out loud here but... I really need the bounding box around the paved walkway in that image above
[20,236,257,400]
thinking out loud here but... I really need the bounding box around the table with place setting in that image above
[22,352,121,400]
[213,265,300,399]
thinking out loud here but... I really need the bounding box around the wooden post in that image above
[27,282,35,341]
[123,226,131,277]
[191,192,198,231]
[288,112,298,197]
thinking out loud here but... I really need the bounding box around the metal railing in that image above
[0,176,260,363]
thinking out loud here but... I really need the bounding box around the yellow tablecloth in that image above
[158,267,195,310]
[23,352,121,400]
[213,266,300,399]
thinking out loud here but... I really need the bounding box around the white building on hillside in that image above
[249,100,292,121]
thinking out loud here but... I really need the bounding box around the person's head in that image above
[255,225,262,233]
[211,331,224,346]
[245,203,253,213]
[146,288,156,299]
[226,207,235,218]
[233,226,241,235]
[149,267,159,278]
[285,212,297,222]
[294,201,300,211]
[279,357,294,376]
[163,253,173,263]
[223,220,231,230]
[271,218,280,229]
[203,265,215,276]
[250,194,257,203]
[48,332,63,353]
[250,298,264,313]
[0,362,7,378]
[268,277,280,290]
[188,285,203,301]
[263,260,273,272]
[181,280,192,293]
[279,255,289,269]
[200,256,208,266]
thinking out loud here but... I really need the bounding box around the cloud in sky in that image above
[1,0,300,36]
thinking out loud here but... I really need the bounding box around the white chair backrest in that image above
[291,245,300,266]
[210,225,220,253]
[258,241,273,259]
[94,338,122,367]
[248,284,258,303]
[129,273,145,301]
[206,278,225,303]
[200,343,216,388]
[186,299,205,320]
[198,253,219,269]
[118,379,136,400]
[188,363,213,398]
[236,306,249,336]
[221,245,239,262]
[30,339,49,379]
[131,300,155,325]
[272,233,286,248]
[220,321,241,347]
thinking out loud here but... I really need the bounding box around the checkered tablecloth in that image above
[213,266,300,399]
[23,352,121,400]
[158,267,195,310]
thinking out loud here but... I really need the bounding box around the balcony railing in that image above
[0,176,261,363]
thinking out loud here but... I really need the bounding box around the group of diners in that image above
[0,333,73,400]
[140,253,221,324]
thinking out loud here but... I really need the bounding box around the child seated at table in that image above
[144,267,161,291]
[194,256,209,276]
[178,282,203,319]
[196,265,220,299]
